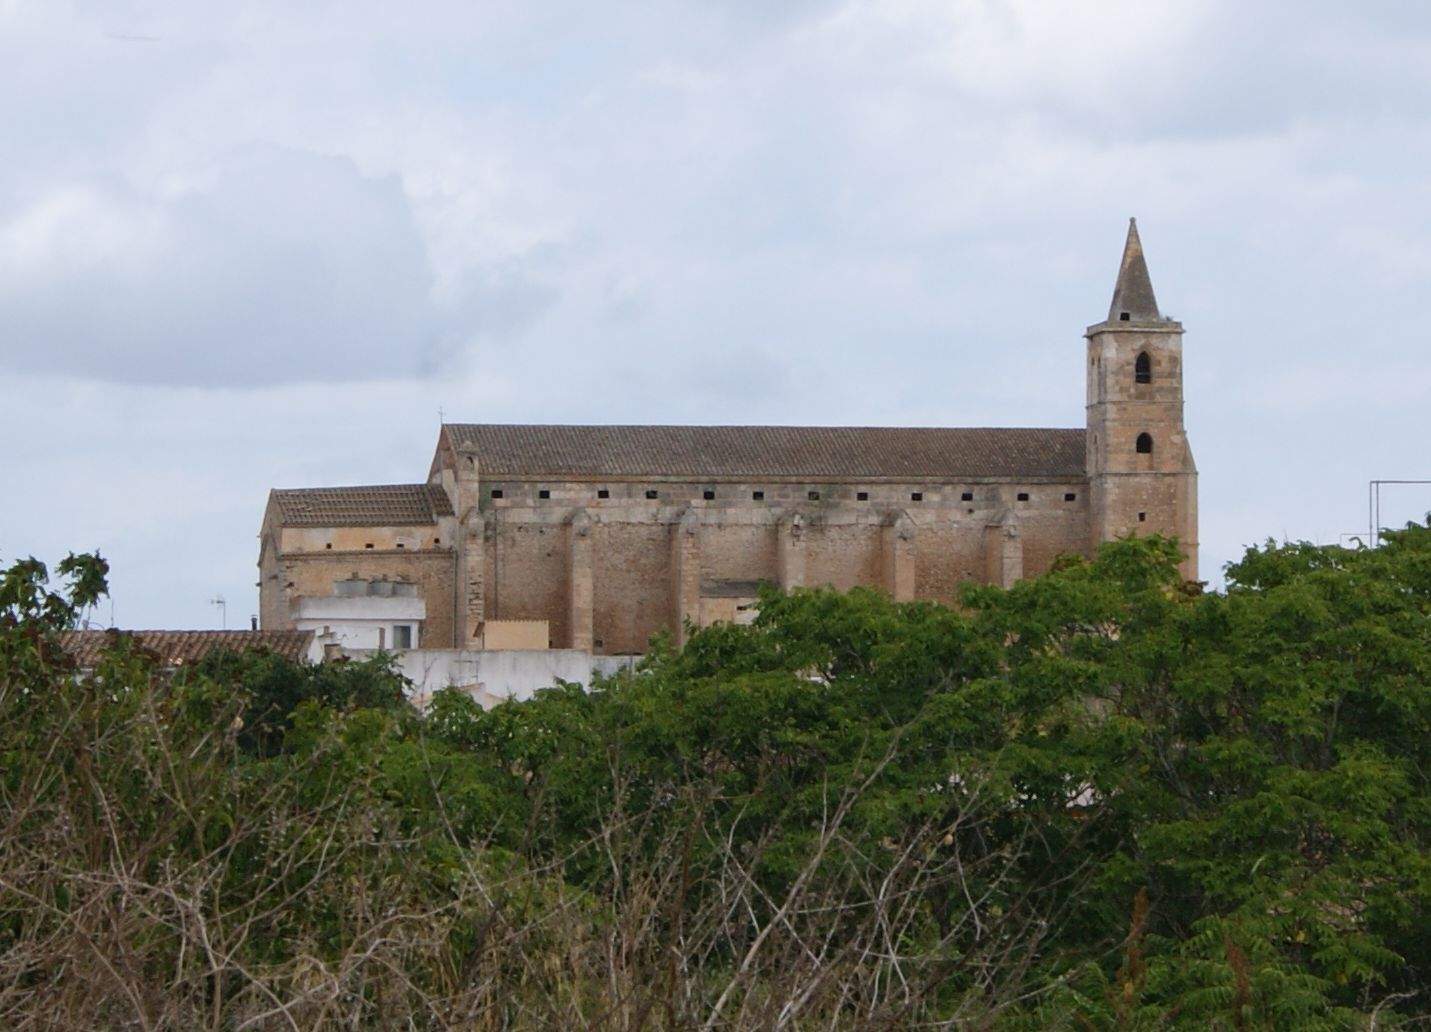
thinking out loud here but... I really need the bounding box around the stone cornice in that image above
[470,473,1091,486]
[1085,320,1184,337]
[281,548,455,561]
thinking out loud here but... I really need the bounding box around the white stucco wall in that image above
[342,647,639,707]
[294,595,426,658]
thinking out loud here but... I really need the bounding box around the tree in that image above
[0,526,1426,1028]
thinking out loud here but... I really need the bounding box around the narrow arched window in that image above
[1136,432,1153,454]
[1135,351,1151,384]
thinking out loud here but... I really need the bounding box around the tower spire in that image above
[1108,217,1160,323]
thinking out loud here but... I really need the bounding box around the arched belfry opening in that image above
[1135,432,1154,454]
[1135,351,1151,384]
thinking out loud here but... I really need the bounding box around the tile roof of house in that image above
[269,483,454,527]
[443,424,1087,479]
[57,629,314,668]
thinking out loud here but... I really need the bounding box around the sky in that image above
[3,0,1430,629]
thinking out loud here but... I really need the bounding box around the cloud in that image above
[0,145,558,385]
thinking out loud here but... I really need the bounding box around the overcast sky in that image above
[4,0,1430,629]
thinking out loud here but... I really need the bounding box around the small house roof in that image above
[269,483,454,527]
[58,629,314,668]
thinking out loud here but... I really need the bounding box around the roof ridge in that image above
[271,482,440,494]
[62,628,309,635]
[443,422,1083,432]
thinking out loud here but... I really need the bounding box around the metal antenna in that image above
[1368,479,1431,548]
[209,595,227,629]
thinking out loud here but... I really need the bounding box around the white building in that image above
[355,647,640,708]
[294,577,637,707]
[292,576,425,660]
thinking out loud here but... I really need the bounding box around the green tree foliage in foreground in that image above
[0,528,1427,1029]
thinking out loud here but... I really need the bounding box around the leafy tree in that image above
[0,526,1425,1028]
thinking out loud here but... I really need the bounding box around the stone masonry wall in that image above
[483,519,568,648]
[594,520,676,654]
[463,478,1093,654]
[1085,323,1198,579]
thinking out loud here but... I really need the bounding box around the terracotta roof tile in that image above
[58,629,314,668]
[270,483,453,527]
[444,424,1085,479]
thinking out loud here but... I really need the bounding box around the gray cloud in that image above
[0,145,558,385]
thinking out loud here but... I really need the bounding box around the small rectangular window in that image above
[646,489,658,499]
[703,489,715,500]
[597,489,610,499]
[325,543,332,549]
[910,492,923,502]
[857,491,869,501]
[393,625,413,650]
[752,490,765,501]
[1138,511,1147,523]
[808,491,820,501]
[1064,492,1077,502]
[1016,492,1030,502]
[538,489,551,499]
[490,489,503,499]
[961,491,974,501]
[364,543,374,549]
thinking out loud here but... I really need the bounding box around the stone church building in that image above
[260,221,1196,656]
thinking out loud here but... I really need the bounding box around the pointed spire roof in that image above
[1107,218,1161,323]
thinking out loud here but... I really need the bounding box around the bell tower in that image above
[1086,219,1198,579]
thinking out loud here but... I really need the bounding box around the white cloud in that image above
[0,186,171,275]
[813,0,1214,111]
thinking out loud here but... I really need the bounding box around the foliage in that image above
[0,525,1426,1028]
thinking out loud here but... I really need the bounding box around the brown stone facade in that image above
[258,221,1198,653]
[446,478,1094,654]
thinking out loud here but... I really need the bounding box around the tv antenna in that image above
[1367,479,1431,548]
[209,594,227,629]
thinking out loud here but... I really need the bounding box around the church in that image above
[259,220,1197,656]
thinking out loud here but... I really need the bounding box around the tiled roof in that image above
[444,424,1086,479]
[270,483,454,527]
[58,629,314,668]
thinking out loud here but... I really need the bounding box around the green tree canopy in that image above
[1,526,1426,1028]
